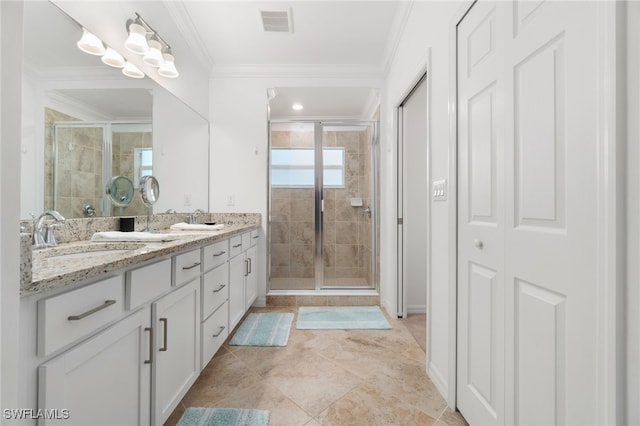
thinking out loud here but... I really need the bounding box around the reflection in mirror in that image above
[21,1,210,219]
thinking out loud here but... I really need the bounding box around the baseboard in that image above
[253,296,266,308]
[428,361,449,403]
[407,305,427,314]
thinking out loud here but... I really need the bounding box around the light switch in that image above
[433,179,447,201]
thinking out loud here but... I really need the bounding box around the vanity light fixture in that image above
[122,61,145,79]
[292,103,304,111]
[101,47,126,68]
[158,50,179,78]
[125,13,179,78]
[76,28,106,56]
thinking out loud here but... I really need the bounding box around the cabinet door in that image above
[152,279,200,425]
[38,308,151,426]
[245,246,258,309]
[228,254,246,330]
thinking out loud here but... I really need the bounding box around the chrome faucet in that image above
[187,209,205,224]
[33,210,65,249]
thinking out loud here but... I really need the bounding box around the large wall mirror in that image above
[20,1,210,219]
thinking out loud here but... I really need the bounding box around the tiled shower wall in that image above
[270,128,373,287]
[45,108,103,218]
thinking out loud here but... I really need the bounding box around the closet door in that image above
[457,1,603,424]
[456,2,506,424]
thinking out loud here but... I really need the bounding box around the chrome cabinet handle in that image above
[232,243,242,248]
[212,326,226,338]
[473,239,484,249]
[159,318,168,352]
[213,251,226,257]
[213,284,226,293]
[68,300,116,321]
[244,259,249,277]
[144,327,153,364]
[182,262,201,270]
[252,235,259,239]
[248,258,252,274]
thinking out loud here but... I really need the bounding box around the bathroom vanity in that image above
[18,214,260,426]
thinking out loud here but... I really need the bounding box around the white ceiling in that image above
[179,1,407,73]
[269,86,377,119]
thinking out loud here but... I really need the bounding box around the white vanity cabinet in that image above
[228,231,259,330]
[201,239,230,369]
[152,279,200,425]
[38,307,151,426]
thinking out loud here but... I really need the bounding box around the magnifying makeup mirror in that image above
[106,176,134,216]
[139,175,159,232]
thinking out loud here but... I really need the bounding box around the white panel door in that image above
[457,1,602,424]
[457,2,505,424]
[503,1,599,424]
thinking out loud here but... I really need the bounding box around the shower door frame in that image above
[268,120,380,292]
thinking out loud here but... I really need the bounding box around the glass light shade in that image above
[125,23,148,55]
[143,38,164,67]
[77,28,105,56]
[122,61,144,79]
[158,53,179,78]
[101,48,126,68]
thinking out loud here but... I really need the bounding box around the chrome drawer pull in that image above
[182,262,201,270]
[252,235,259,239]
[248,258,252,274]
[213,284,226,293]
[67,300,116,321]
[212,326,226,338]
[232,243,242,248]
[213,251,226,257]
[144,327,153,364]
[159,318,168,352]
[244,259,249,277]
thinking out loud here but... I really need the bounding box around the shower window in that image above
[134,148,153,187]
[271,147,344,187]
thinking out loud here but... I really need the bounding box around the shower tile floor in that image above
[165,306,468,426]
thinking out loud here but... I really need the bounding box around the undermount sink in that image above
[36,242,146,261]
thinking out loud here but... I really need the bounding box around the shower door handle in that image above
[363,206,372,217]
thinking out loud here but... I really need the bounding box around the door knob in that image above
[473,239,483,249]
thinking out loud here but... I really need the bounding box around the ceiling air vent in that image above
[259,9,293,33]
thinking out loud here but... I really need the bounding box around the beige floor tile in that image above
[165,402,185,425]
[318,383,438,426]
[438,407,469,426]
[213,382,312,426]
[404,313,427,352]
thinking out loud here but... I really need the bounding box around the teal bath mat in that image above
[296,306,392,330]
[177,407,270,426]
[229,312,293,346]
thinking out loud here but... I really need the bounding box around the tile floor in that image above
[165,306,468,426]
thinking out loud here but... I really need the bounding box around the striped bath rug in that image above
[229,312,294,346]
[296,306,392,330]
[177,407,270,426]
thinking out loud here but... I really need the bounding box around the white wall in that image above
[381,0,464,404]
[626,1,640,423]
[209,75,382,306]
[1,0,24,416]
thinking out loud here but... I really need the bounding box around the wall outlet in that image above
[183,194,192,206]
[227,195,235,206]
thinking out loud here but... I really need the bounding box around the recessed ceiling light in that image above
[292,103,304,111]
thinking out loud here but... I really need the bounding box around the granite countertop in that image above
[22,222,259,299]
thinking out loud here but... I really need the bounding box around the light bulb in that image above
[143,37,163,67]
[158,52,179,78]
[77,28,105,56]
[101,47,126,68]
[122,61,144,78]
[125,22,148,55]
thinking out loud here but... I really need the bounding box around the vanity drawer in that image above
[203,239,228,272]
[229,235,243,258]
[201,302,228,370]
[126,259,171,310]
[250,229,259,247]
[38,275,124,357]
[174,249,201,286]
[202,262,229,320]
[241,232,251,250]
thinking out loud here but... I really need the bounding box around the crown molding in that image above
[210,63,386,79]
[23,61,124,82]
[362,88,381,120]
[162,0,214,73]
[381,0,414,76]
[45,90,114,121]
